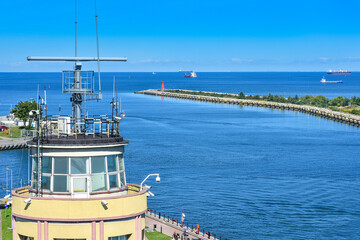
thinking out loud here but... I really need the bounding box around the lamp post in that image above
[5,166,13,230]
[29,110,42,196]
[5,166,12,196]
[140,173,160,191]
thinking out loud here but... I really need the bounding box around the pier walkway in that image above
[146,211,224,240]
[0,138,28,151]
[135,89,360,127]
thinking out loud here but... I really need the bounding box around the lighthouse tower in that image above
[11,58,147,240]
[11,5,148,240]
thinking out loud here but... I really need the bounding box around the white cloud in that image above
[319,57,329,62]
[231,58,254,63]
[0,61,27,67]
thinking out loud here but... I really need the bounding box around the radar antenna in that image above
[27,1,127,133]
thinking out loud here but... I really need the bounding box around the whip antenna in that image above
[75,0,78,57]
[95,0,102,99]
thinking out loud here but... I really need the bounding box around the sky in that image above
[1,0,360,72]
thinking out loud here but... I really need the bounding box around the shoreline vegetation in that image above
[166,89,360,116]
[1,207,12,240]
[145,230,172,240]
[0,126,21,139]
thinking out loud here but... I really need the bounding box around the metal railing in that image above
[146,210,227,240]
[40,114,121,138]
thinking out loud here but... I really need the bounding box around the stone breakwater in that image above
[135,89,360,127]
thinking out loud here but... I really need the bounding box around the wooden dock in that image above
[135,89,360,127]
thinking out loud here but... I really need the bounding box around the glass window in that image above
[31,172,37,189]
[54,175,69,192]
[73,178,87,192]
[32,157,38,172]
[19,235,34,240]
[107,155,117,172]
[91,156,105,173]
[54,157,69,174]
[118,155,124,171]
[41,157,52,174]
[108,236,128,240]
[109,174,119,189]
[41,176,51,190]
[71,157,88,174]
[91,174,107,192]
[120,171,126,187]
[55,239,86,240]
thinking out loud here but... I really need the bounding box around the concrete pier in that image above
[146,211,223,240]
[135,89,360,127]
[0,138,28,151]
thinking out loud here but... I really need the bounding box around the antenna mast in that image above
[27,1,127,133]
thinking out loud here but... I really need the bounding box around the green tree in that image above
[267,93,274,101]
[313,95,328,107]
[294,95,299,102]
[329,96,348,107]
[11,100,41,129]
[238,92,246,99]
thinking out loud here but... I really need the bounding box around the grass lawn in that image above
[145,230,172,240]
[1,207,12,240]
[0,126,22,138]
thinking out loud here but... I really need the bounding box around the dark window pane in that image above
[54,157,69,174]
[107,155,117,172]
[91,156,105,173]
[42,157,52,174]
[41,176,51,190]
[109,174,118,189]
[108,236,128,240]
[53,175,68,192]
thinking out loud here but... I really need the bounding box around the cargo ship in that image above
[320,77,343,84]
[184,71,197,78]
[326,69,351,75]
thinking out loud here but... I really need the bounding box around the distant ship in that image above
[184,71,197,78]
[326,69,351,75]
[152,72,156,75]
[320,77,343,84]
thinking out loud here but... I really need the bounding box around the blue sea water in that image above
[0,72,360,239]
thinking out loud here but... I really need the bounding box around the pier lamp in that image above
[29,110,39,117]
[140,174,160,191]
[5,166,13,230]
[5,166,12,197]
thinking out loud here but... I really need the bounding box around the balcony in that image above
[12,184,147,222]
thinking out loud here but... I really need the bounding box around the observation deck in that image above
[12,184,147,221]
[12,184,147,240]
